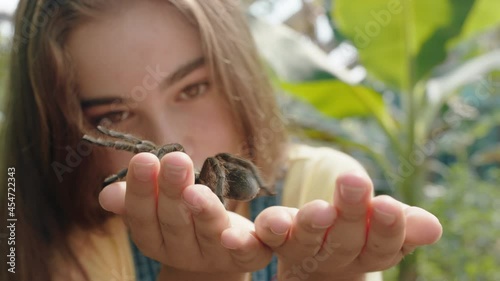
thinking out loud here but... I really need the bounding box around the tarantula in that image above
[82,126,274,203]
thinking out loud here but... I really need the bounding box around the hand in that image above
[253,171,443,281]
[98,152,272,275]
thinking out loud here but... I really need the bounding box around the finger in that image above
[357,195,405,271]
[384,202,442,255]
[157,152,233,269]
[181,184,231,247]
[156,152,196,239]
[221,213,273,271]
[255,206,296,248]
[403,206,442,251]
[286,200,336,259]
[321,171,372,266]
[99,181,126,214]
[124,153,163,256]
[154,152,208,266]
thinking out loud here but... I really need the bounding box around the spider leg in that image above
[83,135,151,153]
[155,143,185,159]
[214,153,275,195]
[197,157,226,205]
[97,126,157,149]
[103,168,129,186]
[97,125,143,144]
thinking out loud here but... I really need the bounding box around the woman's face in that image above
[67,1,243,171]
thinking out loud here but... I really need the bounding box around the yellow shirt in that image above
[51,144,382,281]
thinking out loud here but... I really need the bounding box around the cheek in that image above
[102,150,134,173]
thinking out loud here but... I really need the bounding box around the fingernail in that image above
[312,222,332,230]
[220,239,238,250]
[221,228,245,250]
[164,162,186,181]
[340,184,366,203]
[270,224,289,235]
[133,162,155,182]
[374,207,396,226]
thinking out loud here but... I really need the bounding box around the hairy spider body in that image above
[82,126,273,203]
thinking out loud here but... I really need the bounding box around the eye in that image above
[177,82,209,101]
[92,111,130,127]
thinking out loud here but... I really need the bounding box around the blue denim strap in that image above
[130,238,161,281]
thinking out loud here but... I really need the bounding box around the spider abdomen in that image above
[224,168,260,201]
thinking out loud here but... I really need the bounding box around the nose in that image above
[143,110,195,162]
[139,102,176,147]
[135,95,195,160]
[148,120,175,147]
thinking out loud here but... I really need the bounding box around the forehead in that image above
[66,1,202,99]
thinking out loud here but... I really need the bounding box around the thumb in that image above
[99,181,127,214]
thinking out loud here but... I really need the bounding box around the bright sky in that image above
[0,0,18,14]
[0,0,17,38]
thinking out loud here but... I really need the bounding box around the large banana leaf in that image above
[280,80,391,121]
[332,0,500,90]
[453,0,500,47]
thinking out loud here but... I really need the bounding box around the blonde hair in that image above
[0,0,287,280]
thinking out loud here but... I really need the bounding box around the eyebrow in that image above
[80,97,123,109]
[80,56,205,109]
[159,56,205,91]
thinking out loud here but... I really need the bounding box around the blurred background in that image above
[1,1,499,280]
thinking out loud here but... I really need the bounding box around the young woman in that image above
[0,0,442,280]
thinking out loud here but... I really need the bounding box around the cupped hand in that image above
[253,172,443,280]
[98,152,272,273]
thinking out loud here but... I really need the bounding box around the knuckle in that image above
[196,231,219,246]
[231,250,258,269]
[338,211,366,223]
[333,246,360,258]
[367,249,397,262]
[359,254,400,272]
[293,233,323,249]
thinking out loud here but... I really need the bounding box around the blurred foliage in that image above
[383,162,500,281]
[334,0,500,90]
[246,0,500,280]
[419,164,500,281]
[335,0,470,89]
[280,80,388,119]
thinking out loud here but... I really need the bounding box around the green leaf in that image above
[281,80,372,118]
[454,0,500,45]
[333,0,475,89]
[280,80,398,132]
